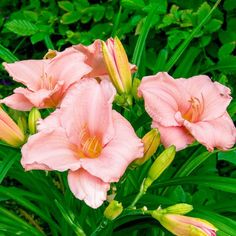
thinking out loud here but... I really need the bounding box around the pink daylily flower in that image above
[1,48,91,111]
[21,79,143,208]
[159,214,217,236]
[138,72,236,151]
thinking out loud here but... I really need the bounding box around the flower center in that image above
[40,73,54,90]
[182,97,203,122]
[78,127,102,158]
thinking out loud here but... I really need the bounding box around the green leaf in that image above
[196,2,211,24]
[153,176,236,194]
[0,151,19,184]
[173,46,201,77]
[154,49,168,73]
[121,0,145,11]
[204,19,222,33]
[5,19,38,36]
[218,42,235,59]
[223,0,236,11]
[218,150,236,165]
[132,6,159,76]
[58,1,74,12]
[55,200,86,236]
[202,55,236,73]
[0,206,43,236]
[61,11,81,24]
[0,44,18,62]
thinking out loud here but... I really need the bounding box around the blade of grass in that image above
[132,6,159,76]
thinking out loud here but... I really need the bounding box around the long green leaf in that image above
[0,44,18,62]
[153,176,236,194]
[0,206,44,236]
[0,151,19,184]
[132,6,158,75]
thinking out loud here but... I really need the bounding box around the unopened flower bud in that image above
[132,78,141,100]
[104,200,123,221]
[151,208,217,236]
[43,49,57,59]
[17,115,27,134]
[143,145,176,192]
[132,129,160,168]
[102,37,132,95]
[164,204,193,215]
[0,106,25,147]
[28,108,41,135]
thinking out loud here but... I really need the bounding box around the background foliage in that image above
[0,0,235,235]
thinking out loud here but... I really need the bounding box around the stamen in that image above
[78,127,102,158]
[182,96,203,122]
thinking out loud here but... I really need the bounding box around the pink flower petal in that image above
[37,110,62,132]
[60,79,116,145]
[183,113,236,151]
[14,87,52,107]
[68,169,110,209]
[73,40,106,78]
[138,72,188,126]
[3,60,48,91]
[46,47,91,89]
[80,111,144,182]
[152,121,194,151]
[1,93,33,111]
[21,127,80,171]
[177,75,232,121]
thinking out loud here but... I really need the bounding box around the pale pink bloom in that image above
[138,72,236,151]
[0,106,25,147]
[1,48,91,111]
[157,214,217,236]
[74,38,136,80]
[21,79,143,208]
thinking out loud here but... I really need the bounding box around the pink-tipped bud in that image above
[102,37,133,95]
[151,207,217,236]
[0,106,25,147]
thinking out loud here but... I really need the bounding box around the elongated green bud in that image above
[132,78,141,100]
[132,129,160,168]
[17,115,27,134]
[28,108,41,135]
[162,204,193,215]
[143,145,176,192]
[104,200,123,221]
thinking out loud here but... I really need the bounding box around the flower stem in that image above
[129,191,145,208]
